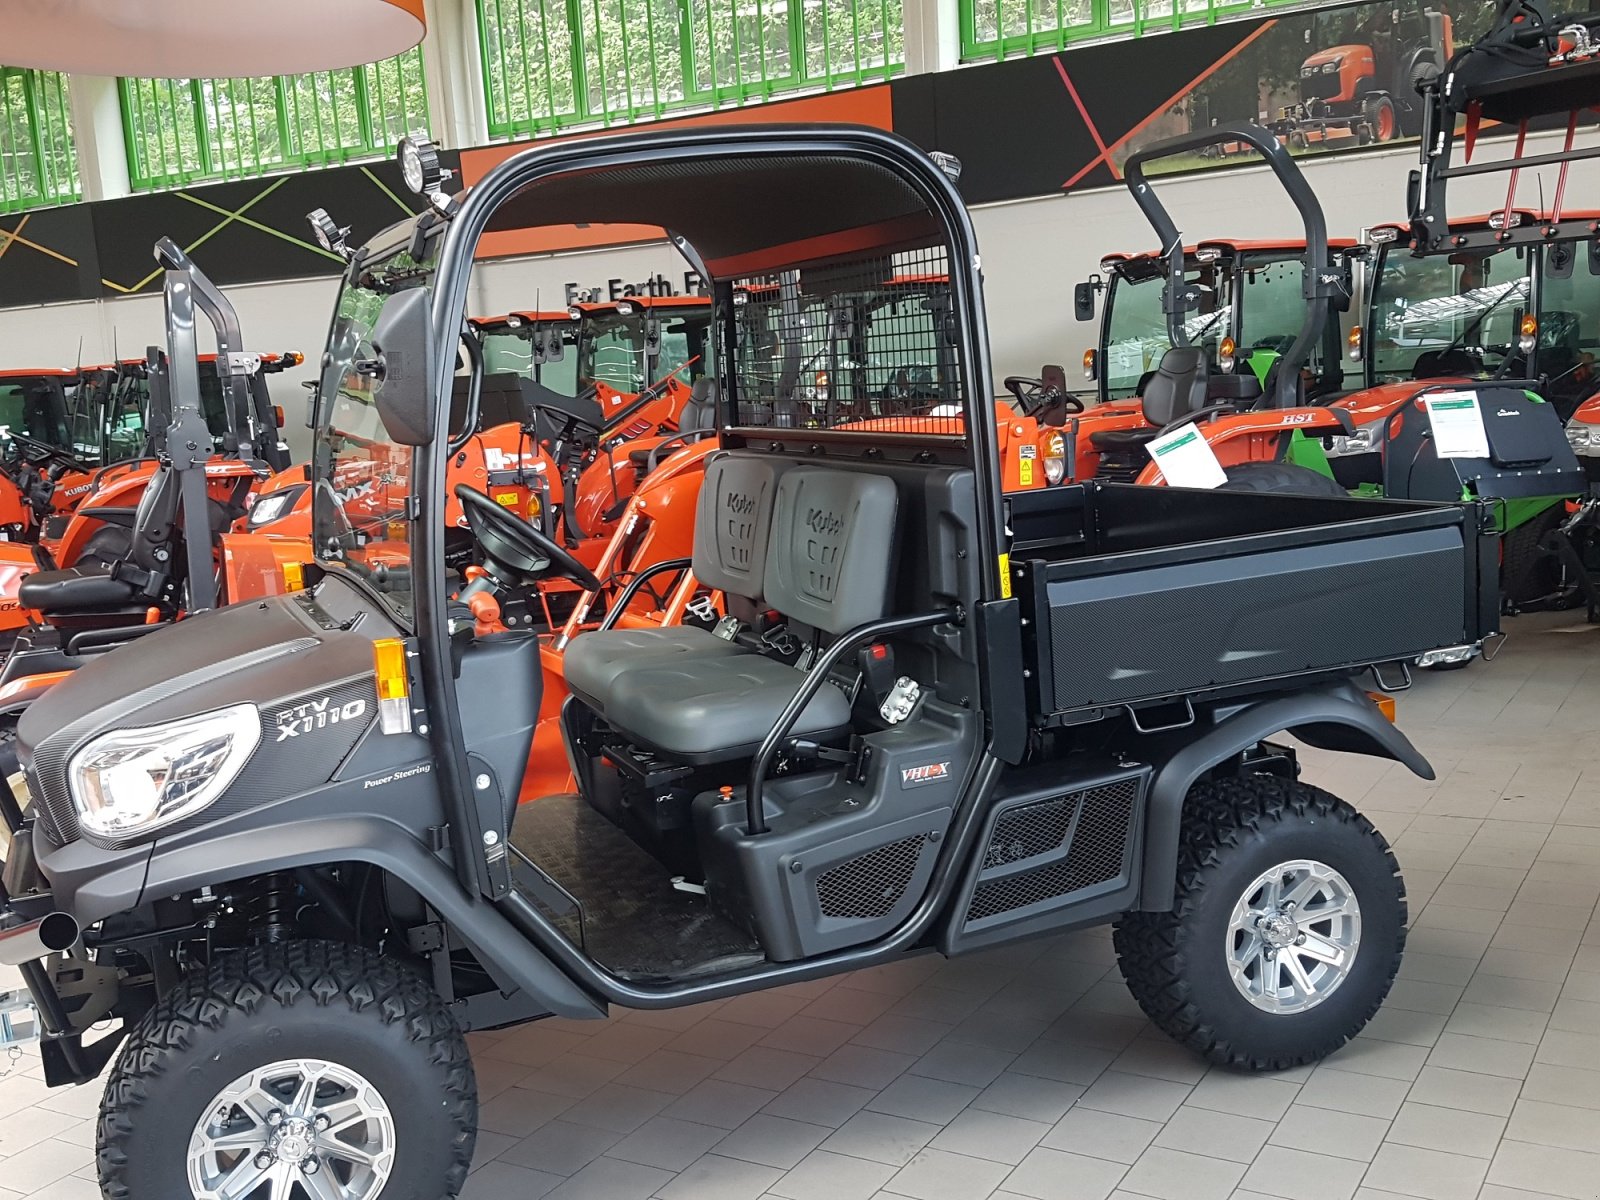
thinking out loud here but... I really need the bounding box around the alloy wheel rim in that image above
[1225,857,1362,1014]
[187,1057,396,1200]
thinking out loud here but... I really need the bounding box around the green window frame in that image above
[0,68,79,215]
[120,50,430,192]
[479,0,904,142]
[961,0,1310,63]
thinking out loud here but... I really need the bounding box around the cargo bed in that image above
[1008,483,1497,721]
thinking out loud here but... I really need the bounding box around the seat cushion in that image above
[564,626,748,714]
[606,655,851,761]
[1088,426,1159,452]
[18,566,141,613]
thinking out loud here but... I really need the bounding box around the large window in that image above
[0,69,78,214]
[961,0,1301,63]
[120,51,429,191]
[479,0,903,141]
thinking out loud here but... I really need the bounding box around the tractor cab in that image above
[471,309,582,398]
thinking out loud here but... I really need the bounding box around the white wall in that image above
[3,127,1594,456]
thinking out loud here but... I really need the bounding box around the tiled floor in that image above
[3,611,1600,1200]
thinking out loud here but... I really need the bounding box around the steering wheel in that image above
[454,484,601,591]
[7,431,92,475]
[1004,377,1086,416]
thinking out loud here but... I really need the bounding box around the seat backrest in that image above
[1140,347,1210,426]
[128,464,181,573]
[763,467,898,636]
[680,379,719,434]
[691,452,791,601]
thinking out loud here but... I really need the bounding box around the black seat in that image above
[570,461,898,762]
[18,463,182,617]
[563,451,789,710]
[1090,346,1210,452]
[627,380,719,469]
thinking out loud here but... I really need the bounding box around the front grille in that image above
[1299,70,1342,103]
[966,780,1138,923]
[816,834,927,920]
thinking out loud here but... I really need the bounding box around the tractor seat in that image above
[568,460,897,762]
[18,565,142,613]
[1089,346,1210,452]
[625,380,721,470]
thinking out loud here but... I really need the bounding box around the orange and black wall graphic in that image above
[0,0,1560,308]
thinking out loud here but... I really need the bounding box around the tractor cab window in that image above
[1103,264,1225,398]
[197,368,233,448]
[1368,246,1528,383]
[65,374,109,463]
[481,324,581,396]
[862,289,948,403]
[312,240,432,625]
[656,311,711,386]
[107,373,148,460]
[1237,254,1342,393]
[579,313,648,394]
[0,376,73,451]
[1538,243,1600,415]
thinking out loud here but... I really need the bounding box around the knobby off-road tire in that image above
[97,939,476,1200]
[1500,506,1565,609]
[1114,776,1406,1071]
[1220,462,1350,498]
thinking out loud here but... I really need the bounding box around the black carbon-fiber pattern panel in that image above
[1047,532,1464,710]
[815,834,927,920]
[966,780,1138,923]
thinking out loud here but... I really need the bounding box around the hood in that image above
[1327,378,1476,427]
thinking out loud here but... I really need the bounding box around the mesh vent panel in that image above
[816,834,927,920]
[967,780,1139,924]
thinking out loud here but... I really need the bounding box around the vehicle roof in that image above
[0,368,77,379]
[565,296,711,313]
[1104,237,1358,265]
[1371,210,1600,239]
[473,311,579,328]
[480,128,947,279]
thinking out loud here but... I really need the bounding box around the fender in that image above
[79,814,604,1019]
[1135,680,1431,910]
[0,671,75,717]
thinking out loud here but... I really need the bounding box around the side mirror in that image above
[369,287,437,447]
[1074,281,1097,322]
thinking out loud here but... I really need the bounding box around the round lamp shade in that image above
[3,0,425,77]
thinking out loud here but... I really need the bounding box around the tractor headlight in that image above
[1326,424,1378,457]
[1567,423,1598,454]
[1322,59,1341,74]
[68,706,259,840]
[247,485,305,528]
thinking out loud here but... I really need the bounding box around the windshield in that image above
[0,376,74,453]
[482,325,581,396]
[1369,245,1529,384]
[578,308,710,395]
[1103,265,1226,399]
[312,240,434,625]
[1538,243,1600,414]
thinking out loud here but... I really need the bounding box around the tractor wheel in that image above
[1115,776,1406,1070]
[97,940,476,1200]
[1364,95,1399,144]
[1220,462,1348,497]
[1501,506,1566,609]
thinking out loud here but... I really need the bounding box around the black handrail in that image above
[595,557,693,632]
[746,606,962,835]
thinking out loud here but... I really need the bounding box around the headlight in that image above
[1043,431,1067,485]
[69,706,259,841]
[247,486,304,528]
[1568,423,1597,454]
[1326,424,1379,457]
[1321,60,1341,74]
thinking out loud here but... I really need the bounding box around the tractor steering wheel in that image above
[1004,377,1085,416]
[454,484,601,591]
[7,431,92,475]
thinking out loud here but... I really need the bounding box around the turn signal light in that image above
[1219,337,1237,374]
[1366,691,1397,722]
[1519,315,1539,354]
[1347,326,1363,362]
[372,638,413,734]
[1082,348,1097,380]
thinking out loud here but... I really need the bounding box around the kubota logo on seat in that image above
[274,695,368,741]
[901,761,951,788]
[723,492,757,516]
[806,507,843,535]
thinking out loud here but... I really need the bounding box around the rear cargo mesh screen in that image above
[727,245,964,437]
[966,779,1139,924]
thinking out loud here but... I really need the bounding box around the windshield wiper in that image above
[1437,282,1528,360]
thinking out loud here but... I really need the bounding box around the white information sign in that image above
[1424,390,1491,460]
[1147,422,1227,489]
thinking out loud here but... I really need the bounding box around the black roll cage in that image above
[407,126,1005,902]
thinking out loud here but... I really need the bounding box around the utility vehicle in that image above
[0,127,1498,1200]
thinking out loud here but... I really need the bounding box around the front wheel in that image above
[1115,777,1406,1071]
[1220,461,1349,498]
[97,940,477,1200]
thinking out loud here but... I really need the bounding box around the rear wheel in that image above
[98,940,476,1200]
[1115,777,1406,1070]
[1220,462,1348,497]
[1501,506,1566,609]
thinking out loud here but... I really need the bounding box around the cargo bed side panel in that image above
[1044,526,1467,711]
